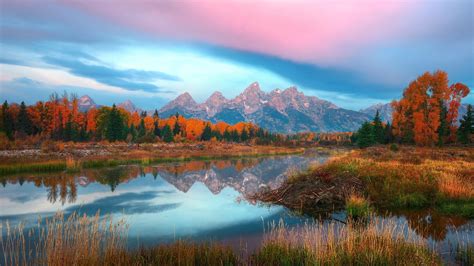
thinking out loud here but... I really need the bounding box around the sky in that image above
[0,0,473,111]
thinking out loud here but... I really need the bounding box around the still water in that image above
[0,151,472,258]
[0,153,328,249]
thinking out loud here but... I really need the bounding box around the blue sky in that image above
[0,0,473,110]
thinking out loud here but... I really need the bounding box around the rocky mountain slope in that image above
[159,82,371,132]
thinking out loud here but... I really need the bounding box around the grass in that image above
[252,218,439,265]
[0,149,303,176]
[1,212,128,266]
[1,211,444,265]
[270,146,474,218]
[456,243,474,265]
[345,194,371,219]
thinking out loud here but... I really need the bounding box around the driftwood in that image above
[250,174,364,216]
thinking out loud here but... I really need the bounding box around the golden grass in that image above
[1,212,128,266]
[256,217,439,265]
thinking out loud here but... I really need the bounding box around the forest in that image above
[0,93,285,146]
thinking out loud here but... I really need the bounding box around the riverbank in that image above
[0,142,306,175]
[2,211,453,266]
[252,145,474,218]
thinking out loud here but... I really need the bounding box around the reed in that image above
[345,194,371,219]
[1,212,128,266]
[253,218,440,265]
[1,211,460,265]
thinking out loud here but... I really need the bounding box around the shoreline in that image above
[251,145,474,219]
[0,143,307,176]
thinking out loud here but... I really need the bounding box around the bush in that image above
[390,143,399,152]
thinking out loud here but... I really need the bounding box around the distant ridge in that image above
[158,82,371,133]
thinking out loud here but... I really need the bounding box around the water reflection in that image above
[0,152,472,248]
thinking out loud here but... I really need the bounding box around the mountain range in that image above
[77,82,471,133]
[158,82,372,132]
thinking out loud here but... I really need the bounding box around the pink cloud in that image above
[63,0,411,65]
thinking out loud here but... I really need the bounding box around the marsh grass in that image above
[345,194,371,219]
[456,243,474,265]
[2,210,450,266]
[253,218,440,265]
[284,147,474,218]
[1,212,128,266]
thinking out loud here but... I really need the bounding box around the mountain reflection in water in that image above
[1,152,472,248]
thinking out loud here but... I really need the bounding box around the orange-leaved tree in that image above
[391,70,470,146]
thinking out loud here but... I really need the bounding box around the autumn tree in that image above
[391,71,470,146]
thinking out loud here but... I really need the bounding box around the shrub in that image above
[390,143,399,152]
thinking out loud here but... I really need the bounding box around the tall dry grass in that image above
[1,212,128,266]
[254,217,439,265]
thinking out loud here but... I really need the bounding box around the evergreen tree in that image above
[173,121,181,136]
[137,118,146,139]
[356,122,375,148]
[231,130,240,142]
[17,101,33,135]
[1,101,14,140]
[384,122,394,144]
[153,121,161,137]
[55,111,64,140]
[106,104,124,142]
[241,129,249,142]
[129,124,137,142]
[458,104,473,144]
[437,101,449,146]
[211,130,222,140]
[64,114,73,141]
[153,109,159,119]
[201,123,212,141]
[372,110,384,144]
[223,129,231,142]
[162,124,173,143]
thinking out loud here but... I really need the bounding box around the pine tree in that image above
[372,110,384,144]
[231,130,240,142]
[162,124,173,143]
[106,104,124,142]
[437,101,449,146]
[1,101,14,140]
[384,122,394,144]
[223,129,231,142]
[173,121,181,136]
[17,101,33,135]
[129,124,137,142]
[153,121,161,137]
[201,123,212,141]
[458,104,473,144]
[241,128,249,142]
[356,122,375,148]
[137,118,146,139]
[153,109,159,120]
[64,113,73,141]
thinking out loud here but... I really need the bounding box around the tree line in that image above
[353,70,473,147]
[0,92,284,145]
